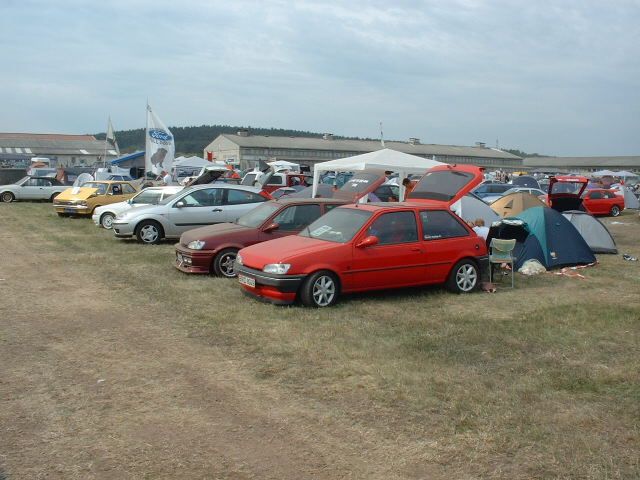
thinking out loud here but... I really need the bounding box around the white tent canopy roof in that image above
[312,148,444,197]
[591,169,617,177]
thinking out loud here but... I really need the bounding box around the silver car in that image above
[111,184,270,244]
[0,176,68,203]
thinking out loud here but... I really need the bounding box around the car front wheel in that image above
[1,192,15,203]
[610,205,621,217]
[100,213,115,229]
[447,259,479,293]
[213,249,238,277]
[300,270,339,307]
[136,221,163,244]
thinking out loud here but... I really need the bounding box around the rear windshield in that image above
[551,182,584,194]
[409,170,474,201]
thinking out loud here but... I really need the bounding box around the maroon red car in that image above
[174,170,388,277]
[236,165,488,307]
[175,198,346,276]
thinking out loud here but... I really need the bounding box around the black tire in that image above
[446,259,479,294]
[213,248,239,278]
[1,192,15,203]
[57,212,68,217]
[136,220,164,245]
[100,212,115,229]
[610,205,621,217]
[300,270,339,307]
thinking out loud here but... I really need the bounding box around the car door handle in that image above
[212,208,222,212]
[410,247,423,252]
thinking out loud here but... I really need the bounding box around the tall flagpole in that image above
[103,116,110,169]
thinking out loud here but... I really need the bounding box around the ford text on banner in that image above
[145,104,175,176]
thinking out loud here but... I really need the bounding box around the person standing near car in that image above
[402,178,414,201]
[162,171,172,185]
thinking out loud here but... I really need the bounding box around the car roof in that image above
[185,183,263,192]
[338,201,447,212]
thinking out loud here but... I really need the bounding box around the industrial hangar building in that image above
[204,131,524,171]
[0,133,118,167]
[524,156,640,174]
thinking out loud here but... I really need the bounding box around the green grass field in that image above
[2,202,639,478]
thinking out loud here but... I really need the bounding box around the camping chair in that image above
[489,238,516,288]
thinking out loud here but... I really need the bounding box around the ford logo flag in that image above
[149,128,172,141]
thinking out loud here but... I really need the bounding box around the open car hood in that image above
[332,170,387,203]
[407,164,485,207]
[189,166,229,186]
[56,187,99,201]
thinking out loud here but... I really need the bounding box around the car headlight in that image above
[263,263,291,274]
[236,253,243,266]
[78,201,87,206]
[187,240,205,250]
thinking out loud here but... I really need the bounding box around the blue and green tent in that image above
[488,206,596,269]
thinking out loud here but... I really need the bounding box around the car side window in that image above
[122,184,136,194]
[181,188,222,207]
[110,184,123,195]
[589,191,603,199]
[272,204,322,231]
[266,176,284,186]
[367,211,418,245]
[226,189,266,205]
[604,191,615,199]
[25,178,39,186]
[421,210,469,240]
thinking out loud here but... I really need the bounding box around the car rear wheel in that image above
[213,249,239,278]
[447,259,479,293]
[136,220,163,245]
[610,205,621,217]
[300,270,339,307]
[1,192,15,203]
[100,212,115,229]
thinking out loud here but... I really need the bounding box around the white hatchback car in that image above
[111,184,271,244]
[92,186,183,229]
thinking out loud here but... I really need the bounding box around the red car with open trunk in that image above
[236,165,489,307]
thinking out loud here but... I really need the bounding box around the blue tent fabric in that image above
[491,206,596,269]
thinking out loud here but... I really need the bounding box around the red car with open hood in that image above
[236,165,488,307]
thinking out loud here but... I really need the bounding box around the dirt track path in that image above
[0,232,431,479]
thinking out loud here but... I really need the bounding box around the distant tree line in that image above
[95,125,547,158]
[95,125,365,157]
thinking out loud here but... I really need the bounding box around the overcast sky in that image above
[1,0,639,156]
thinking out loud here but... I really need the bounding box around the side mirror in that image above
[356,235,379,248]
[175,200,185,208]
[263,222,279,233]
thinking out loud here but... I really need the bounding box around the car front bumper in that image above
[235,265,305,305]
[54,204,91,215]
[174,244,216,274]
[112,221,136,238]
[91,213,101,226]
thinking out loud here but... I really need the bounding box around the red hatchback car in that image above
[582,189,624,216]
[236,165,489,307]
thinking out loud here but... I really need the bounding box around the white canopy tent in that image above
[312,148,444,199]
[172,156,218,169]
[591,169,616,177]
[267,160,300,172]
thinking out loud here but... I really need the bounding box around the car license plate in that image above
[238,274,255,288]
[64,208,75,213]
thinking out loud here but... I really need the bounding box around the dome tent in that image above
[490,192,548,218]
[562,210,617,254]
[488,206,596,270]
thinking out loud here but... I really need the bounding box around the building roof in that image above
[216,134,521,160]
[0,132,117,156]
[111,151,145,166]
[524,156,640,169]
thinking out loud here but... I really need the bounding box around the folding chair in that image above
[489,238,516,288]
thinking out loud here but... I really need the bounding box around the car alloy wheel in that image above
[301,271,339,307]
[100,213,115,229]
[447,260,479,293]
[610,205,620,217]
[214,249,238,277]
[1,192,14,203]
[137,221,162,244]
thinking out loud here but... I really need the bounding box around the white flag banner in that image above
[145,104,175,176]
[106,117,120,156]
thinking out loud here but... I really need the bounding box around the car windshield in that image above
[159,189,190,205]
[15,176,29,184]
[237,202,281,228]
[131,190,163,204]
[300,207,372,243]
[82,182,108,195]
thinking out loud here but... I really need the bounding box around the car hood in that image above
[95,200,133,215]
[180,222,253,246]
[407,165,484,207]
[56,187,99,201]
[115,203,164,219]
[240,235,343,269]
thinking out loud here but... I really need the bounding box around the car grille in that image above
[55,200,76,206]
